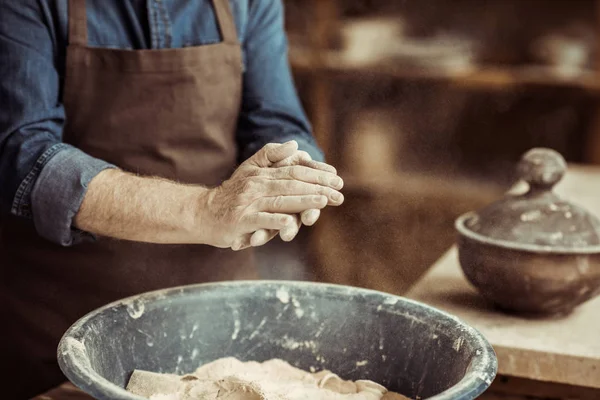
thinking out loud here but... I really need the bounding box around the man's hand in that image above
[74,141,341,247]
[200,141,343,250]
[249,150,342,247]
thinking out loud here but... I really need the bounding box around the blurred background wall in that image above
[258,0,600,294]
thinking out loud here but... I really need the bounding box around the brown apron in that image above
[0,0,256,397]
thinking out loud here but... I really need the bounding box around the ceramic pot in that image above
[456,148,600,315]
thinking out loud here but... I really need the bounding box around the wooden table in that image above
[406,165,600,400]
[34,166,600,399]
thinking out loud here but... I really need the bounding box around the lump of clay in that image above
[126,357,411,400]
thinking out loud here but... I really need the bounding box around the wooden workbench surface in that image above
[406,165,600,390]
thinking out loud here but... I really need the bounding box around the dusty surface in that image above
[126,357,410,400]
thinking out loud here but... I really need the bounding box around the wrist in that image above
[186,186,216,246]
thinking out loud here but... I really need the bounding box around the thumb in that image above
[249,141,298,167]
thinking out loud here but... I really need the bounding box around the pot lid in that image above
[466,148,600,248]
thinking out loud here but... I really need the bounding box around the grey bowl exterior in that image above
[456,213,600,315]
[58,281,497,400]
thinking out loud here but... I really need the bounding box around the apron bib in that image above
[0,0,255,396]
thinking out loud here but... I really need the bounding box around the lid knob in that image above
[517,148,567,190]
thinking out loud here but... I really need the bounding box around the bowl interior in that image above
[59,281,497,400]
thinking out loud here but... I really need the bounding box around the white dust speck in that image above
[520,210,542,222]
[477,373,492,385]
[356,360,369,367]
[383,297,398,305]
[276,288,290,304]
[549,231,563,240]
[189,323,199,339]
[276,336,317,351]
[291,298,304,318]
[126,300,145,319]
[577,256,590,274]
[191,348,199,359]
[578,286,591,295]
[453,337,464,352]
[231,318,241,340]
[249,318,267,340]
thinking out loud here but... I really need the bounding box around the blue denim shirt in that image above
[0,0,322,246]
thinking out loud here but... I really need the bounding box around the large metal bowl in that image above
[58,281,497,399]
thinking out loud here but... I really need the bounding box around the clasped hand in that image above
[201,141,343,250]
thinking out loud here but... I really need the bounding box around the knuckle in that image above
[293,166,308,180]
[246,168,261,177]
[263,143,277,152]
[298,150,310,159]
[245,213,258,225]
[242,177,259,193]
[284,180,299,193]
[273,195,284,209]
[231,207,246,223]
[279,214,292,225]
[286,166,297,179]
[316,173,327,185]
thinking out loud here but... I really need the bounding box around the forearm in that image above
[237,0,324,164]
[74,169,208,244]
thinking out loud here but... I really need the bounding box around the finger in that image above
[264,180,344,205]
[256,195,329,214]
[295,151,338,174]
[299,159,338,175]
[280,215,301,242]
[232,235,252,251]
[251,229,279,247]
[301,209,320,226]
[271,150,311,168]
[248,141,298,168]
[272,151,338,175]
[242,212,295,230]
[266,166,344,190]
[271,151,306,168]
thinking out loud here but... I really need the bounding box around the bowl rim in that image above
[57,280,498,400]
[456,212,600,255]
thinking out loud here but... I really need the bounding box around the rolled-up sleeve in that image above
[236,0,324,163]
[0,1,115,246]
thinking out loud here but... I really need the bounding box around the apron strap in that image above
[212,0,239,44]
[68,0,88,46]
[68,0,235,47]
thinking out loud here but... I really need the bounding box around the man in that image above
[0,0,344,397]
